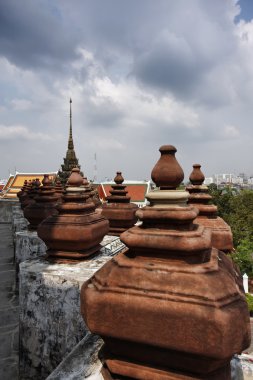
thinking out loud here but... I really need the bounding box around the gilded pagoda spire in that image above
[58,98,82,185]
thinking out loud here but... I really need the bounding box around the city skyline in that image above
[1,0,253,181]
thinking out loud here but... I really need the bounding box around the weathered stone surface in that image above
[13,217,28,235]
[0,357,19,380]
[12,204,29,245]
[100,235,125,256]
[0,220,19,380]
[46,333,103,380]
[15,230,47,265]
[19,235,125,380]
[12,203,24,220]
[0,199,19,223]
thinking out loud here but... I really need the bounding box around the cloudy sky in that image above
[0,0,253,181]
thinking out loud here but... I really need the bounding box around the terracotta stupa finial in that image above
[189,164,205,186]
[186,164,233,252]
[101,171,138,235]
[114,171,124,184]
[24,174,58,230]
[67,167,83,187]
[42,174,51,187]
[83,176,89,186]
[151,145,184,189]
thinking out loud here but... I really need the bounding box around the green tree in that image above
[230,238,253,277]
[208,186,253,277]
[208,187,253,247]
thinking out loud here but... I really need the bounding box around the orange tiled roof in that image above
[98,183,149,203]
[1,172,57,199]
[11,174,56,187]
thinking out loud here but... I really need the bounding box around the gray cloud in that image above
[0,0,253,181]
[0,0,80,70]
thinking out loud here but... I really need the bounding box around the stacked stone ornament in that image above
[24,175,58,230]
[17,180,28,200]
[82,177,101,208]
[19,180,33,210]
[82,177,94,203]
[38,168,109,259]
[187,164,233,253]
[101,171,138,236]
[81,145,250,380]
[54,179,64,203]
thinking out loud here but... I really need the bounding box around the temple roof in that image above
[97,181,152,206]
[0,172,57,198]
[2,175,14,192]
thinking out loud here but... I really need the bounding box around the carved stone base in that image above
[102,358,231,380]
[46,244,102,259]
[108,228,126,237]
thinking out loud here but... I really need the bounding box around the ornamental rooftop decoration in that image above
[81,145,250,380]
[58,99,83,185]
[101,171,138,236]
[186,164,233,253]
[38,167,109,260]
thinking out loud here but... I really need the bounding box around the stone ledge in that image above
[15,230,47,266]
[0,356,19,380]
[19,235,126,380]
[47,333,103,380]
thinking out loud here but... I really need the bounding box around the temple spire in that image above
[68,98,74,150]
[57,98,83,185]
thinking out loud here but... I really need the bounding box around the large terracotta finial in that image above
[81,144,250,380]
[151,145,184,189]
[67,167,83,187]
[189,164,205,186]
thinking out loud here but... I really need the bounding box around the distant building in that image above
[58,99,83,185]
[208,172,253,189]
[204,177,213,185]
